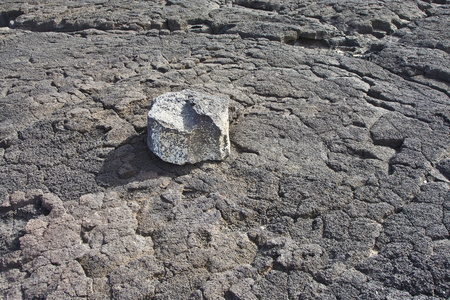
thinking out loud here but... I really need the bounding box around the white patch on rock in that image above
[147,90,230,165]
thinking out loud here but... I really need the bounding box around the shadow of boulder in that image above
[96,133,198,189]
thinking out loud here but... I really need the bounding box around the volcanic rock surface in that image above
[147,90,230,165]
[0,0,449,299]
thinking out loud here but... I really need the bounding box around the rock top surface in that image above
[147,90,230,165]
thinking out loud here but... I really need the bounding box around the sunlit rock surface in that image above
[147,90,230,165]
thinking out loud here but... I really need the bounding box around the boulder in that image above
[147,90,230,165]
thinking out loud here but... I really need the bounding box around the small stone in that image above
[147,90,230,165]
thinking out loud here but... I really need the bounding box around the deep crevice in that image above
[0,139,12,150]
[365,96,396,112]
[291,37,330,49]
[233,0,281,12]
[0,10,24,27]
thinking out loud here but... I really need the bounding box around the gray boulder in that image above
[147,90,230,165]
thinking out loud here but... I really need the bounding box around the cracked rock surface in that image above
[0,0,449,299]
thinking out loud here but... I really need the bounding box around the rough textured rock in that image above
[0,0,449,299]
[147,90,230,165]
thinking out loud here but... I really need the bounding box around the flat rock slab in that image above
[147,90,230,165]
[1,0,450,299]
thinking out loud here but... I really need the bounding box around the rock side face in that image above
[147,90,230,165]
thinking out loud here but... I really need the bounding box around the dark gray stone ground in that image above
[0,0,449,299]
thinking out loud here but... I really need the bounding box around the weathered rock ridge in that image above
[0,0,449,299]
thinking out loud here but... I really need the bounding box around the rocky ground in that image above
[0,0,449,299]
